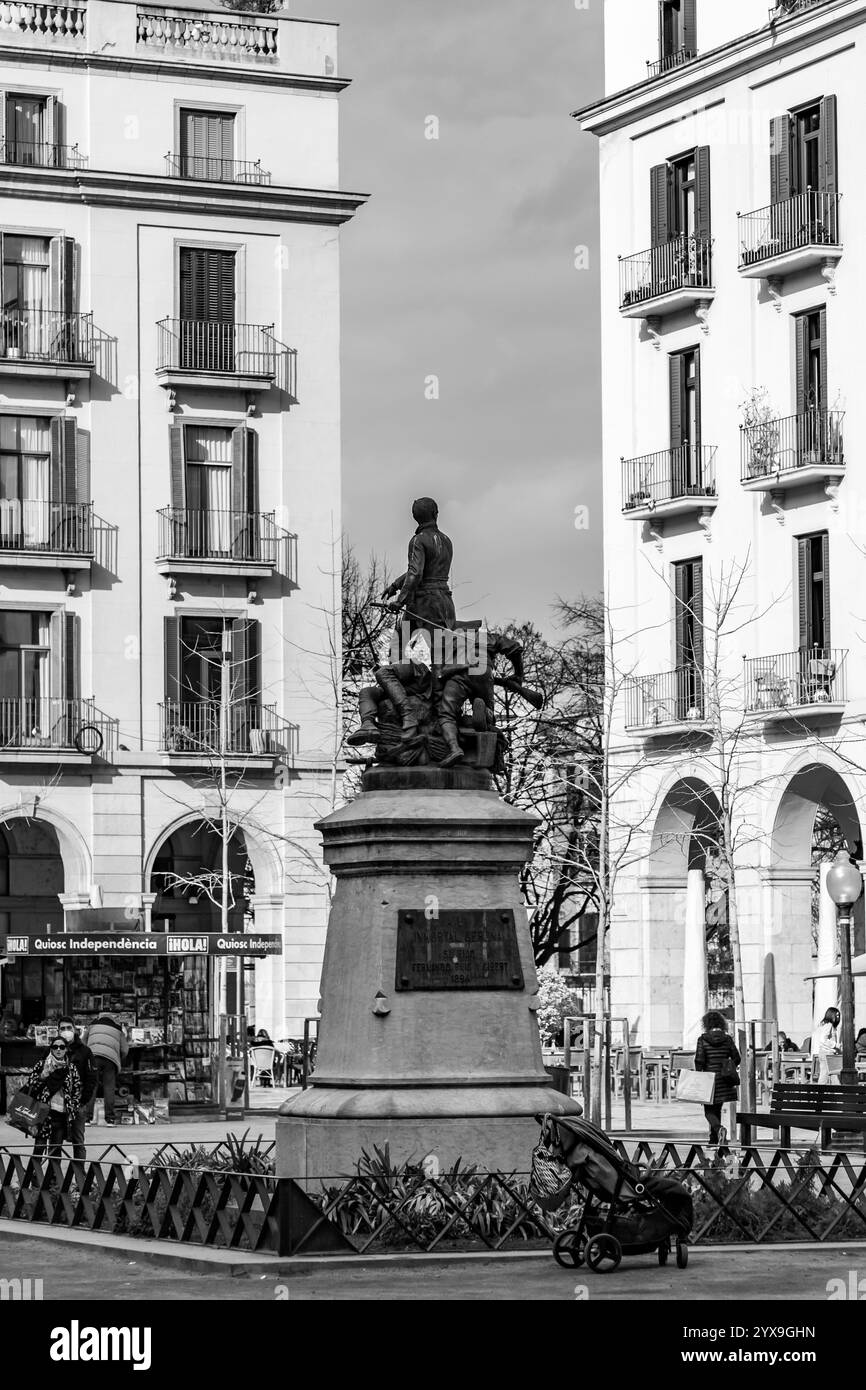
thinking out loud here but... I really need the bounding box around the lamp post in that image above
[825,848,862,1087]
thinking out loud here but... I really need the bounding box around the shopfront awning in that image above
[804,954,866,981]
[3,930,282,957]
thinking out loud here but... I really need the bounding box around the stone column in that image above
[682,869,707,1049]
[761,869,814,1045]
[639,877,687,1047]
[249,894,285,1039]
[813,863,840,1037]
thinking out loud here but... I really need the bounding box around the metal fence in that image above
[740,407,844,482]
[0,697,117,755]
[164,153,271,184]
[3,1143,866,1254]
[156,508,280,565]
[738,189,841,268]
[159,700,295,757]
[621,444,716,512]
[619,234,713,310]
[156,318,297,397]
[744,648,847,714]
[625,667,706,730]
[646,47,695,79]
[0,139,87,169]
[1,308,94,365]
[0,501,92,555]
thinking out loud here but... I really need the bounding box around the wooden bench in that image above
[737,1083,866,1150]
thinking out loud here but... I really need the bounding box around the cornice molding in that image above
[0,43,350,94]
[0,167,369,225]
[575,0,866,137]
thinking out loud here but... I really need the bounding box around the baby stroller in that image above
[534,1114,693,1274]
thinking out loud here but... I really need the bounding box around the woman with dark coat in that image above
[26,1036,83,1158]
[694,1011,740,1145]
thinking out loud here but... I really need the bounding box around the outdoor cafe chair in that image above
[249,1043,276,1088]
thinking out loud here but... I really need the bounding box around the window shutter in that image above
[770,115,791,205]
[179,248,200,319]
[49,417,76,502]
[795,313,808,415]
[821,532,831,651]
[657,0,665,60]
[49,235,75,315]
[650,163,670,247]
[62,417,77,502]
[49,417,64,502]
[64,612,80,702]
[44,95,58,158]
[669,353,683,451]
[683,0,697,55]
[693,347,702,451]
[230,423,250,516]
[49,610,66,716]
[694,146,711,241]
[797,536,810,651]
[0,100,6,155]
[73,425,89,504]
[169,421,186,510]
[690,559,704,671]
[230,618,260,703]
[819,94,838,196]
[164,617,181,703]
[219,113,234,163]
[818,305,827,408]
[674,562,687,668]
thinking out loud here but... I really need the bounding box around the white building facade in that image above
[0,0,363,1045]
[579,0,866,1049]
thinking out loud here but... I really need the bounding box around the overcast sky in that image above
[299,0,605,631]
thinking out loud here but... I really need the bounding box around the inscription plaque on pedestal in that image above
[395,909,524,991]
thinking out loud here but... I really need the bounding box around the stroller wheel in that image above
[676,1239,689,1269]
[585,1234,622,1273]
[657,1242,669,1266]
[553,1230,585,1269]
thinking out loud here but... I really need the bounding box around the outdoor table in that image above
[640,1052,671,1103]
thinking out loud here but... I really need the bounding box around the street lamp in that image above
[825,848,863,1087]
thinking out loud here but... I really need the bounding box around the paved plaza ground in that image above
[1,1233,863,1300]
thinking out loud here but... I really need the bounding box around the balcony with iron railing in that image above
[156,508,297,583]
[738,190,842,281]
[0,501,94,571]
[164,153,271,185]
[624,667,708,737]
[740,408,844,493]
[744,648,847,724]
[155,319,297,399]
[621,444,717,521]
[619,234,714,320]
[646,47,696,79]
[1,309,94,381]
[0,139,87,170]
[0,697,117,759]
[159,700,295,759]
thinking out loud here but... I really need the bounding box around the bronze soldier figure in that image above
[437,631,528,768]
[382,497,456,638]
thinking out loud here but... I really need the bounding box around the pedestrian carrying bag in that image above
[6,1088,49,1137]
[529,1117,573,1212]
[674,1069,716,1104]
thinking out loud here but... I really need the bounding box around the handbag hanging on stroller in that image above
[534,1113,694,1274]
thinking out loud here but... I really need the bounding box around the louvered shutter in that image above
[683,0,697,55]
[693,347,702,454]
[169,421,186,510]
[695,146,711,241]
[795,313,809,415]
[817,305,827,408]
[674,561,688,669]
[44,95,57,161]
[690,559,704,671]
[74,426,90,505]
[64,612,80,702]
[819,95,838,196]
[164,617,181,703]
[49,610,66,706]
[797,536,810,651]
[770,115,791,205]
[650,163,670,247]
[49,236,75,315]
[179,248,201,320]
[669,353,683,451]
[49,417,76,502]
[821,532,831,651]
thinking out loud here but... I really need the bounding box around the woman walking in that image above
[694,1011,740,1145]
[813,1007,841,1084]
[27,1035,82,1158]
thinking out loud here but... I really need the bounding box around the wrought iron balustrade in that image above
[622,445,716,511]
[619,233,713,309]
[738,190,840,268]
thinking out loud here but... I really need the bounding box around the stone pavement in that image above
[1,1233,863,1300]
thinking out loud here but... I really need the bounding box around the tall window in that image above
[179,109,235,181]
[797,532,830,653]
[670,152,696,238]
[184,425,232,555]
[178,247,236,370]
[669,347,702,493]
[796,308,826,413]
[674,557,703,718]
[164,615,261,751]
[3,94,53,166]
[0,416,50,548]
[658,0,696,65]
[649,148,711,288]
[770,96,837,204]
[793,105,821,193]
[0,611,50,739]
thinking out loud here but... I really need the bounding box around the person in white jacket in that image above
[813,1007,841,1085]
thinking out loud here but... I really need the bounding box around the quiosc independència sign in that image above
[2,931,282,957]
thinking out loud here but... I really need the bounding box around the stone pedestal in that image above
[277,767,581,1178]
